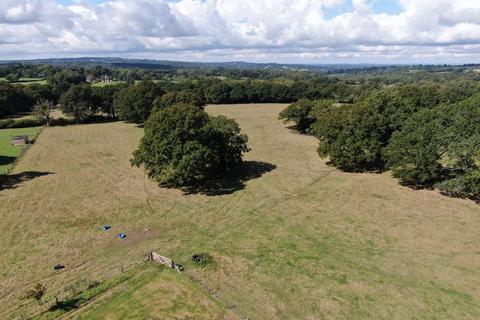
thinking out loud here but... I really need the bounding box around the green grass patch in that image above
[0,78,47,85]
[91,81,126,87]
[36,264,140,320]
[52,262,226,320]
[0,127,41,174]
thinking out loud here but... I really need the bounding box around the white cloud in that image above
[0,0,480,63]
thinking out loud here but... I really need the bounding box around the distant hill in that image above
[0,57,411,71]
[1,57,479,75]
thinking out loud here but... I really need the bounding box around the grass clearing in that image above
[0,104,479,319]
[0,77,47,85]
[91,81,126,87]
[0,127,41,174]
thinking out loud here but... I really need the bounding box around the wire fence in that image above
[4,252,250,320]
[2,255,143,320]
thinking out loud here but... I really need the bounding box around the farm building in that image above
[11,135,29,145]
[101,74,114,83]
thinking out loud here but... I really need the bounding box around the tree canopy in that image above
[283,84,480,200]
[60,84,98,123]
[131,104,249,186]
[278,98,334,134]
[113,80,163,123]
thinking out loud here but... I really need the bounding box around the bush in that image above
[0,119,15,129]
[437,170,480,200]
[131,104,250,186]
[0,118,43,128]
[51,117,76,126]
[192,253,214,268]
[83,115,116,124]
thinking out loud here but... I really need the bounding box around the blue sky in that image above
[1,0,480,63]
[370,0,403,15]
[57,0,405,17]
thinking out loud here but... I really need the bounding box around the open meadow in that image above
[0,104,479,319]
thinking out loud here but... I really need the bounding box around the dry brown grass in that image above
[0,104,479,319]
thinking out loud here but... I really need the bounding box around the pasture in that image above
[0,127,40,174]
[90,81,126,87]
[0,104,479,319]
[0,77,47,85]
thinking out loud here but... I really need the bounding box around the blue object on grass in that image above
[102,224,111,231]
[118,233,126,239]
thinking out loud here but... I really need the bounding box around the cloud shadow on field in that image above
[0,171,54,191]
[181,160,277,196]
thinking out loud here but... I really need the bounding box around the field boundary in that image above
[1,126,44,176]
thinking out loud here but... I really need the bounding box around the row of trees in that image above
[1,73,355,121]
[112,77,354,124]
[281,83,480,200]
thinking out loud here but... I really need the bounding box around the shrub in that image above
[437,170,480,200]
[192,253,214,268]
[51,117,76,126]
[0,118,43,128]
[0,119,15,129]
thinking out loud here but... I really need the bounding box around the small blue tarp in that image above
[102,224,111,231]
[118,233,126,239]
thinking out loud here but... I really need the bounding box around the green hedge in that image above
[0,118,43,129]
[0,116,116,129]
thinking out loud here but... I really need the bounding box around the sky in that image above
[1,0,480,64]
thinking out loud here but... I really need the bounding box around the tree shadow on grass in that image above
[0,155,16,167]
[47,298,82,312]
[0,171,54,191]
[181,161,277,196]
[325,160,387,174]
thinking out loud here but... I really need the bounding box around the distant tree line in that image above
[0,68,356,124]
[281,82,480,201]
[112,77,354,124]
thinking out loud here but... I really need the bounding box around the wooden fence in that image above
[147,252,182,272]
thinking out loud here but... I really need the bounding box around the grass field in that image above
[0,104,479,319]
[0,127,41,174]
[72,263,230,320]
[0,77,47,85]
[91,81,126,87]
